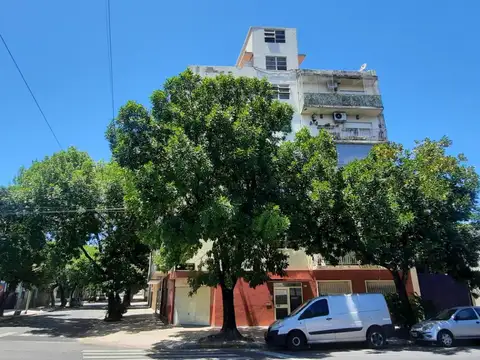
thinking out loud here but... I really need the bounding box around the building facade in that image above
[149,26,420,326]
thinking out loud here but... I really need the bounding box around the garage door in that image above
[174,286,211,325]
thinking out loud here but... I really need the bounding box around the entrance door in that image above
[273,283,303,320]
[274,288,289,320]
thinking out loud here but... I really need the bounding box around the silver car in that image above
[410,306,480,347]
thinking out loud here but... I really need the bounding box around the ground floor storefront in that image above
[150,268,416,327]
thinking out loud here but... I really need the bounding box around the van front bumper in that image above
[265,329,287,346]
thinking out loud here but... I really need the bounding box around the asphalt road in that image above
[1,304,480,359]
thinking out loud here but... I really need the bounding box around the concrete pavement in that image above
[1,301,480,359]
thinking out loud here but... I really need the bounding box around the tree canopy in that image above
[339,138,480,324]
[107,70,305,338]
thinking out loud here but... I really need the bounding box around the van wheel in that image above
[437,330,454,347]
[287,330,306,350]
[366,326,386,349]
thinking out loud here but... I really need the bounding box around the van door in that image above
[300,298,336,343]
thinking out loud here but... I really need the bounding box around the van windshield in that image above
[288,299,314,317]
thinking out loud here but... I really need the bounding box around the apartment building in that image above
[149,27,420,326]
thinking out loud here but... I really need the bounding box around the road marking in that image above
[82,349,250,359]
[0,332,17,337]
[255,350,292,359]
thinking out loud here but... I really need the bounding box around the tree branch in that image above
[80,246,105,276]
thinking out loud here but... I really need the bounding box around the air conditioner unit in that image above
[333,112,347,122]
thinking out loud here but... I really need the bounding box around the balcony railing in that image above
[302,93,383,112]
[314,253,360,267]
[321,127,386,142]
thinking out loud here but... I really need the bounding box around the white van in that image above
[265,293,393,350]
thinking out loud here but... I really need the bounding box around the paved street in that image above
[1,302,480,359]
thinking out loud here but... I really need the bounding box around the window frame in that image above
[271,84,290,100]
[264,29,286,43]
[266,56,287,71]
[317,280,353,295]
[365,280,397,295]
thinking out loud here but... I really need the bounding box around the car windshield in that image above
[288,299,314,317]
[430,308,457,321]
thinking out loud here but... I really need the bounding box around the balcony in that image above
[321,127,386,142]
[301,92,383,116]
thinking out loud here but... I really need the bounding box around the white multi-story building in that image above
[189,26,387,166]
[148,27,410,327]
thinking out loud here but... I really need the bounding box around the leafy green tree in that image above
[92,162,149,320]
[14,150,148,319]
[341,138,480,325]
[0,187,45,315]
[277,128,355,262]
[107,70,295,339]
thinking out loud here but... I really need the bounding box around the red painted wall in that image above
[211,269,414,327]
[167,279,175,324]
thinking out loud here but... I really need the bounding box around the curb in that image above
[187,341,266,350]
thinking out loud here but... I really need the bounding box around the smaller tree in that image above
[0,187,45,315]
[341,138,480,326]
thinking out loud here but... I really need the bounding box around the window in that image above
[266,56,287,71]
[455,308,478,321]
[271,84,290,100]
[475,307,480,317]
[308,299,329,318]
[318,281,352,295]
[264,29,286,43]
[365,280,396,295]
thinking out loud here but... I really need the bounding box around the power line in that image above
[0,33,63,149]
[105,0,115,120]
[0,207,126,217]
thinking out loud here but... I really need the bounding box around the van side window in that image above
[309,299,329,318]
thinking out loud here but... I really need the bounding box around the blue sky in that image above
[1,0,479,185]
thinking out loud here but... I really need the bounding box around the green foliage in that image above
[0,187,45,288]
[338,138,480,325]
[9,149,149,311]
[384,293,433,326]
[107,70,295,294]
[342,139,479,274]
[277,128,354,262]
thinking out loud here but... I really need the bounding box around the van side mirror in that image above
[299,309,313,320]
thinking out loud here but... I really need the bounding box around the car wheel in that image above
[367,326,386,349]
[437,330,454,347]
[287,330,306,351]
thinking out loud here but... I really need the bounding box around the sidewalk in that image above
[80,304,266,349]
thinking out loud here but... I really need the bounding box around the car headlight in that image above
[422,324,435,331]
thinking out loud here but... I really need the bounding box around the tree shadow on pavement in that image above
[149,326,267,351]
[0,303,165,339]
[274,341,480,358]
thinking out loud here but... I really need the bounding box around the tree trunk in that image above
[391,269,416,327]
[0,289,13,317]
[49,287,55,307]
[59,285,67,307]
[105,291,123,321]
[0,282,18,316]
[122,289,131,308]
[69,284,78,307]
[217,281,243,340]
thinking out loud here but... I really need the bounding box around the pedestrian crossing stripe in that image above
[81,349,253,359]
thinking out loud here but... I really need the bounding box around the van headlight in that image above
[271,322,284,331]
